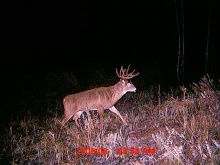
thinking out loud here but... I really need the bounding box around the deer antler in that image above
[116,64,139,80]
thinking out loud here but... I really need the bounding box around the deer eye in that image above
[121,79,125,84]
[127,83,132,87]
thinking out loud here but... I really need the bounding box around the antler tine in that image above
[116,67,119,77]
[116,66,124,78]
[121,66,126,77]
[125,64,131,75]
[131,69,139,76]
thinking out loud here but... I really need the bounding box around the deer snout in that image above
[127,83,137,92]
[130,87,137,92]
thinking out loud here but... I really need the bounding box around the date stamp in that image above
[116,147,156,155]
[76,147,156,155]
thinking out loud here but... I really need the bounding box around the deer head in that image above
[115,64,139,92]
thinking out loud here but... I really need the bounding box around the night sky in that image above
[1,0,220,97]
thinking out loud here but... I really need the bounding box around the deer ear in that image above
[121,79,125,84]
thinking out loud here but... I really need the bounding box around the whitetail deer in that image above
[61,64,139,127]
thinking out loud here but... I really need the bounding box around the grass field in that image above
[1,71,220,164]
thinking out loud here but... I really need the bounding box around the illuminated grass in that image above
[1,73,220,164]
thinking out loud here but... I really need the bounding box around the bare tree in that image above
[175,0,185,83]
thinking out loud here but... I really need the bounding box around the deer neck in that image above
[111,80,127,101]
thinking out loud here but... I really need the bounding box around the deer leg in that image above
[85,111,92,124]
[98,109,104,124]
[109,106,128,125]
[85,111,90,116]
[72,111,83,127]
[97,109,104,134]
[85,111,90,119]
[62,112,74,126]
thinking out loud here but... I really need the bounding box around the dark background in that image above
[0,0,220,122]
[1,1,220,83]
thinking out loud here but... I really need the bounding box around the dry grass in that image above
[1,74,220,165]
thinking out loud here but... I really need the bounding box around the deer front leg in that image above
[97,109,104,134]
[109,106,128,125]
[97,109,104,124]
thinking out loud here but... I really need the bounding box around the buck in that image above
[61,64,139,127]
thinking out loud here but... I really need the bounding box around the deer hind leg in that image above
[59,111,78,138]
[109,106,128,125]
[72,111,83,127]
[61,111,75,126]
[62,103,77,126]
